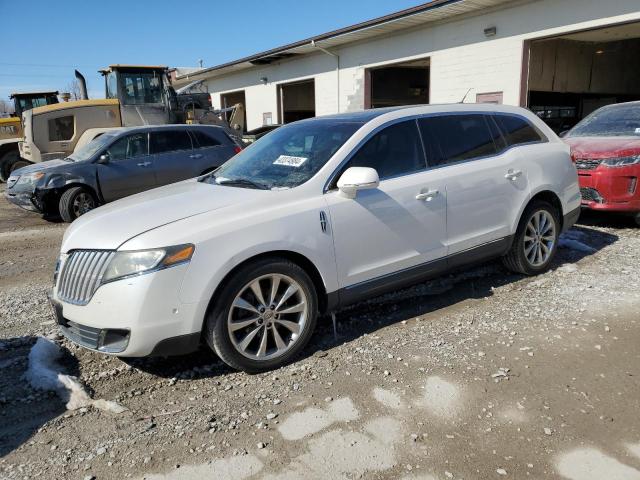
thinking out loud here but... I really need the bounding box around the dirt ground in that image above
[1,186,640,480]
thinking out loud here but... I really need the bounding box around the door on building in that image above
[365,58,430,109]
[524,21,640,133]
[220,90,247,132]
[278,80,315,124]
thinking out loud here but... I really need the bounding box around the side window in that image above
[106,133,148,161]
[48,116,74,141]
[494,114,546,146]
[418,114,498,166]
[150,130,193,154]
[191,130,221,148]
[345,120,426,180]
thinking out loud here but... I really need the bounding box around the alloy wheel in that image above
[72,192,95,217]
[523,210,556,267]
[227,274,308,360]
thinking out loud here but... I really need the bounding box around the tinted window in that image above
[346,120,426,180]
[106,133,148,161]
[418,114,497,166]
[191,130,221,148]
[494,114,544,145]
[48,116,74,141]
[150,130,192,154]
[121,71,163,105]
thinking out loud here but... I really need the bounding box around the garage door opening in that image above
[365,58,430,109]
[525,22,640,133]
[220,90,246,132]
[278,80,315,124]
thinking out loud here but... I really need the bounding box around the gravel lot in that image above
[1,188,640,480]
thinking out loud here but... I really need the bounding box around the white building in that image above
[177,0,640,133]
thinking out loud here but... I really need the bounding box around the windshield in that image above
[206,120,363,189]
[68,133,117,162]
[568,103,640,137]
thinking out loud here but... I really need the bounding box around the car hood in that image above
[62,179,268,251]
[564,136,640,158]
[11,159,71,176]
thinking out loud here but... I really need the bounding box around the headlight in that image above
[16,172,45,186]
[601,155,640,168]
[102,244,194,283]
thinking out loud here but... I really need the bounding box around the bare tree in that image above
[0,98,13,116]
[64,79,83,101]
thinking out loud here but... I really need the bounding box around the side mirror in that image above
[97,153,110,164]
[337,167,380,199]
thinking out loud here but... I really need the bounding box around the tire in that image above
[205,257,318,373]
[58,186,98,223]
[0,150,19,182]
[635,213,640,228]
[502,200,560,275]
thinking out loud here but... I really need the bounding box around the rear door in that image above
[97,132,157,202]
[418,113,530,255]
[150,130,197,185]
[190,128,239,173]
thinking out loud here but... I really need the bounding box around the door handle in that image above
[416,189,439,201]
[505,169,523,180]
[137,161,152,167]
[189,153,203,159]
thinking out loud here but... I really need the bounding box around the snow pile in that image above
[559,231,597,254]
[25,337,127,413]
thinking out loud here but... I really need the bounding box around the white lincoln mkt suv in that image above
[50,104,580,372]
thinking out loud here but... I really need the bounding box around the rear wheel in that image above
[59,186,97,223]
[205,257,318,373]
[503,200,560,275]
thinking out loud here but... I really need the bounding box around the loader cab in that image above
[10,91,59,118]
[100,65,178,126]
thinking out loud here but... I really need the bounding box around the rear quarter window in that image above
[494,114,546,146]
[191,130,222,148]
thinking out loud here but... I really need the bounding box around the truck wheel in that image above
[205,257,318,373]
[0,150,19,182]
[59,187,97,223]
[502,200,560,275]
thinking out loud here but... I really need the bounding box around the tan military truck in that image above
[0,91,59,181]
[17,65,244,171]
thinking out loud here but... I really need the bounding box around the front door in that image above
[325,120,447,298]
[97,132,157,202]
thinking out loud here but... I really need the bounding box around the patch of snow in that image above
[25,337,126,413]
[556,448,640,480]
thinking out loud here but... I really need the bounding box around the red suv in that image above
[564,101,640,226]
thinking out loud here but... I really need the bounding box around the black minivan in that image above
[5,124,241,222]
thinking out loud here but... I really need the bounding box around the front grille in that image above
[580,187,604,203]
[575,158,602,170]
[57,250,115,305]
[60,320,101,349]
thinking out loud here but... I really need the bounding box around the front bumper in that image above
[51,263,205,357]
[4,190,40,212]
[578,165,640,213]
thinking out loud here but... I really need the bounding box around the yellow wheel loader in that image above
[17,66,245,172]
[0,91,59,181]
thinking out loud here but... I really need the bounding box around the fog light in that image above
[629,177,637,194]
[98,329,130,353]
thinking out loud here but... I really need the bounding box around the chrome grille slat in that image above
[57,249,115,305]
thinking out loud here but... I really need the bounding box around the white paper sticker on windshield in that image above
[274,155,307,167]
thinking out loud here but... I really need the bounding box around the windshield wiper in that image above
[216,177,269,190]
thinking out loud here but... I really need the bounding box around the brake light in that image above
[234,145,242,154]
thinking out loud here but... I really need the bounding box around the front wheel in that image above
[503,200,560,275]
[58,186,98,223]
[205,257,318,373]
[0,150,20,182]
[635,213,640,227]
